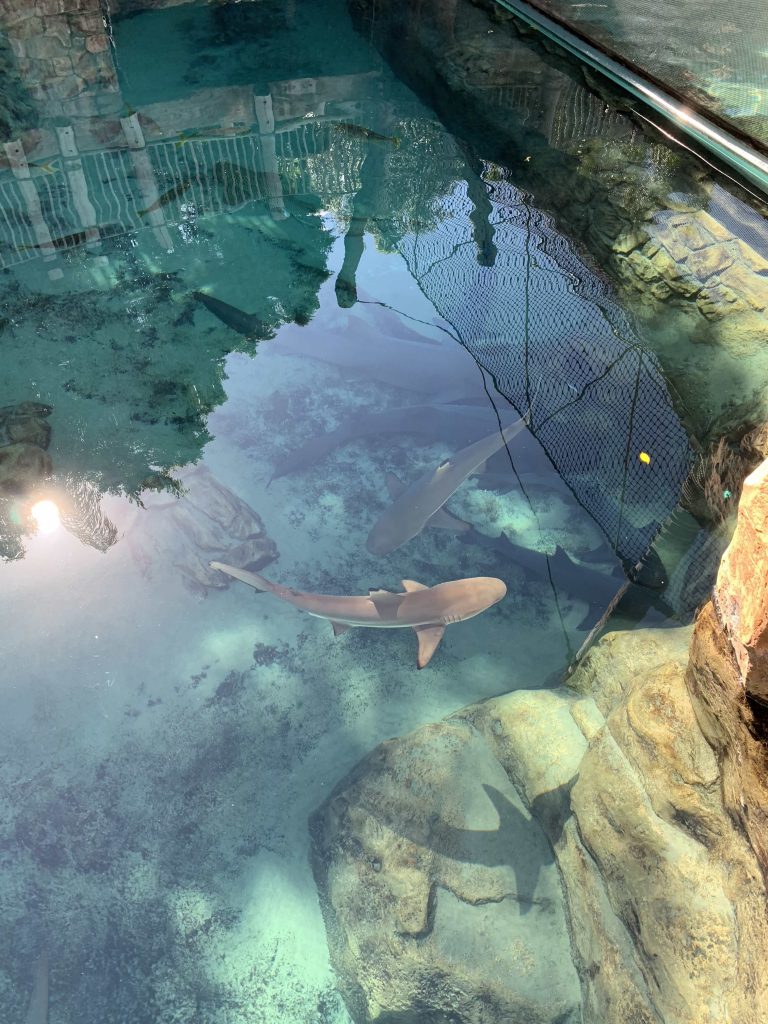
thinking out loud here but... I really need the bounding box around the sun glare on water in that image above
[31,499,61,534]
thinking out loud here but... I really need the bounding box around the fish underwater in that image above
[203,296,492,402]
[21,230,89,251]
[270,402,514,482]
[194,291,277,340]
[334,122,400,146]
[210,562,506,668]
[366,412,530,555]
[459,529,673,631]
[27,160,59,174]
[269,400,577,496]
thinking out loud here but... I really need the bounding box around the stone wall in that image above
[0,0,119,122]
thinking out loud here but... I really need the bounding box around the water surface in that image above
[0,0,765,1020]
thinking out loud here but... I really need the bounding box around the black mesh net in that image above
[397,175,693,567]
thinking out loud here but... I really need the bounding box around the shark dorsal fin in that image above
[385,472,407,500]
[401,579,428,593]
[413,623,446,669]
[368,587,403,617]
[551,545,573,570]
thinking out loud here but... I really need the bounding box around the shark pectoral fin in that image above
[401,579,428,593]
[427,507,472,532]
[385,472,407,500]
[331,621,351,636]
[413,623,446,669]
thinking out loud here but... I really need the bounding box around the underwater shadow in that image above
[365,781,561,914]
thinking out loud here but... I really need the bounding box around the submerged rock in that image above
[0,400,53,451]
[309,718,581,1024]
[312,617,768,1024]
[124,464,277,594]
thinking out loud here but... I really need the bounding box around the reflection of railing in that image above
[0,112,365,270]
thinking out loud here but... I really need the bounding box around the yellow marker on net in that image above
[639,451,651,465]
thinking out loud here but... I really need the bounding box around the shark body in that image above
[459,530,672,631]
[270,402,510,482]
[193,291,490,401]
[210,562,506,667]
[367,413,529,555]
[194,292,276,340]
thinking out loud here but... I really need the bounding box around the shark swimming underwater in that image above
[459,529,673,631]
[270,402,513,482]
[194,290,493,402]
[194,291,277,340]
[366,411,530,555]
[210,562,506,668]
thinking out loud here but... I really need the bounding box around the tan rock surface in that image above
[310,718,581,1024]
[310,603,768,1024]
[714,458,768,697]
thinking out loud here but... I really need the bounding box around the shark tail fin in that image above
[414,623,445,669]
[210,561,271,592]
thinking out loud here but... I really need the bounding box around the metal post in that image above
[4,138,58,268]
[121,114,173,249]
[254,93,287,220]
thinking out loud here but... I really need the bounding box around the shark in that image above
[194,291,493,402]
[194,291,277,340]
[210,562,506,668]
[459,529,673,631]
[270,402,511,482]
[366,412,529,555]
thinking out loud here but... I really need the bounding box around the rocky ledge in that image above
[310,461,768,1024]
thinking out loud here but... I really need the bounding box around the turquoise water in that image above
[1,0,767,1020]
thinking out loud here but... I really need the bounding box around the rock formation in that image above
[123,463,278,594]
[310,458,768,1024]
[711,459,768,699]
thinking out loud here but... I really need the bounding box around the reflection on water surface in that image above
[1,0,767,1021]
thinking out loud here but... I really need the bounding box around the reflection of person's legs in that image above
[335,148,385,307]
[335,219,366,307]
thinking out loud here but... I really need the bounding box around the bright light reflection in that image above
[31,499,61,534]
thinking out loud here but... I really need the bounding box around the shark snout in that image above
[478,577,507,609]
[440,576,507,621]
[366,526,395,556]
